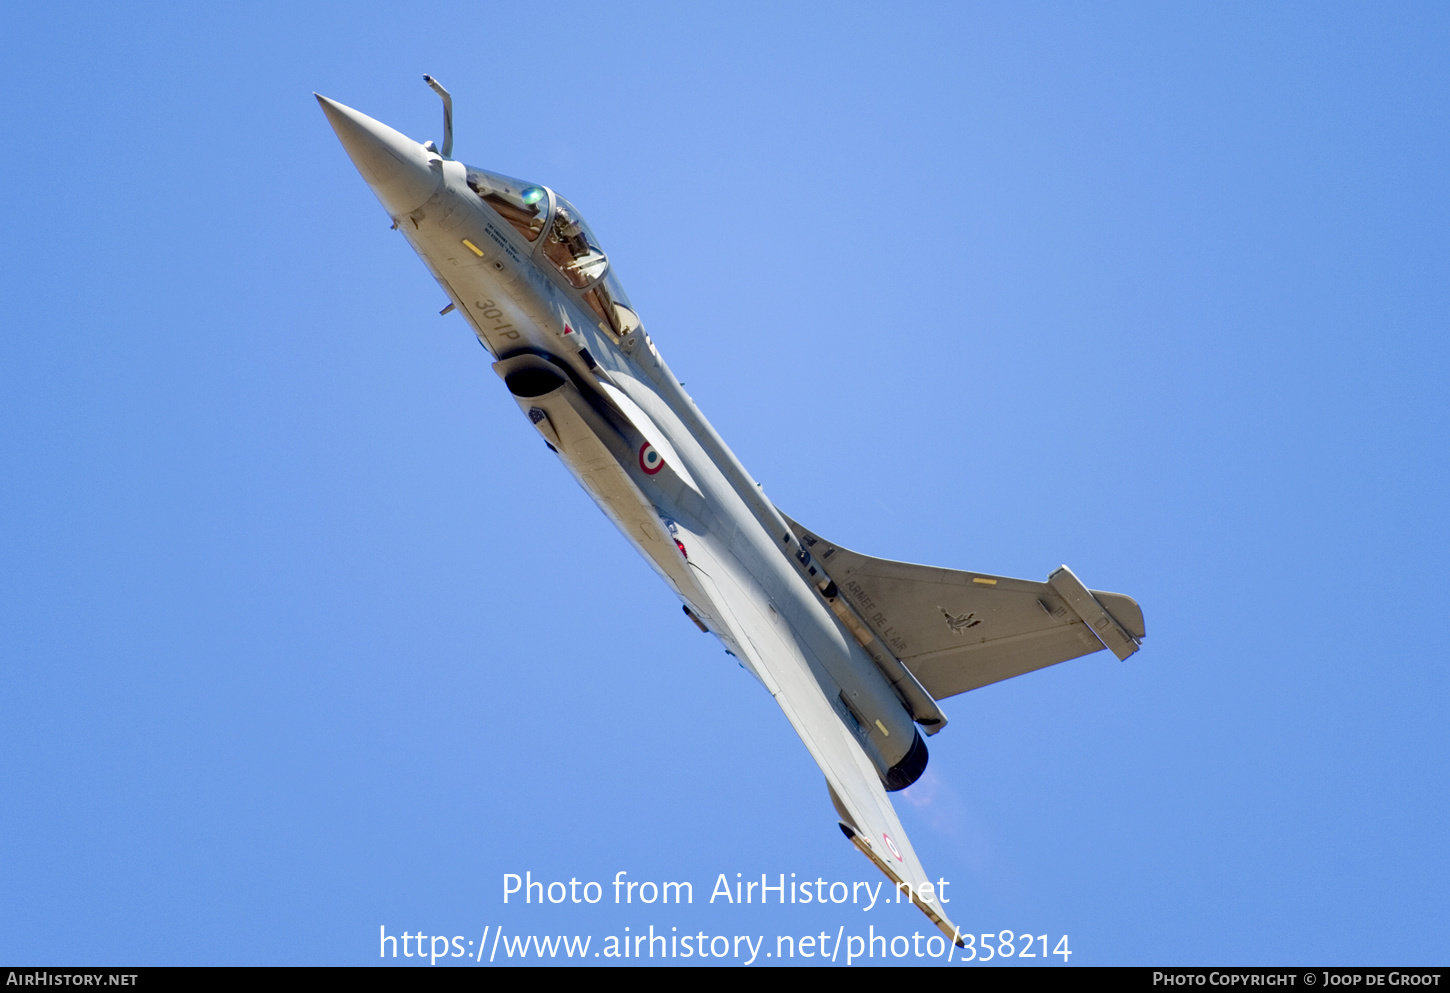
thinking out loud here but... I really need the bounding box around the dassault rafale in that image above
[318,78,1145,943]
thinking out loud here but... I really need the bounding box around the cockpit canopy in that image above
[464,166,640,338]
[465,167,547,241]
[542,198,608,288]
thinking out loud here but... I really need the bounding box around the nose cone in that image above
[316,94,441,216]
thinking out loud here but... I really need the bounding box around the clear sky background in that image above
[1,1,1446,967]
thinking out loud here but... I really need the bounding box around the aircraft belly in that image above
[677,514,916,773]
[679,526,959,942]
[726,524,918,759]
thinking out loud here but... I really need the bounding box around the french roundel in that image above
[883,833,903,861]
[639,442,665,475]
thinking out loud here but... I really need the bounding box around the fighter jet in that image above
[317,79,1145,943]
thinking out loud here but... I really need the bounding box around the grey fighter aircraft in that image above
[317,79,1145,944]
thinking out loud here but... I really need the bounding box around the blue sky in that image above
[1,1,1446,966]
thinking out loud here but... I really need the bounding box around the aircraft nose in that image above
[316,94,441,217]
